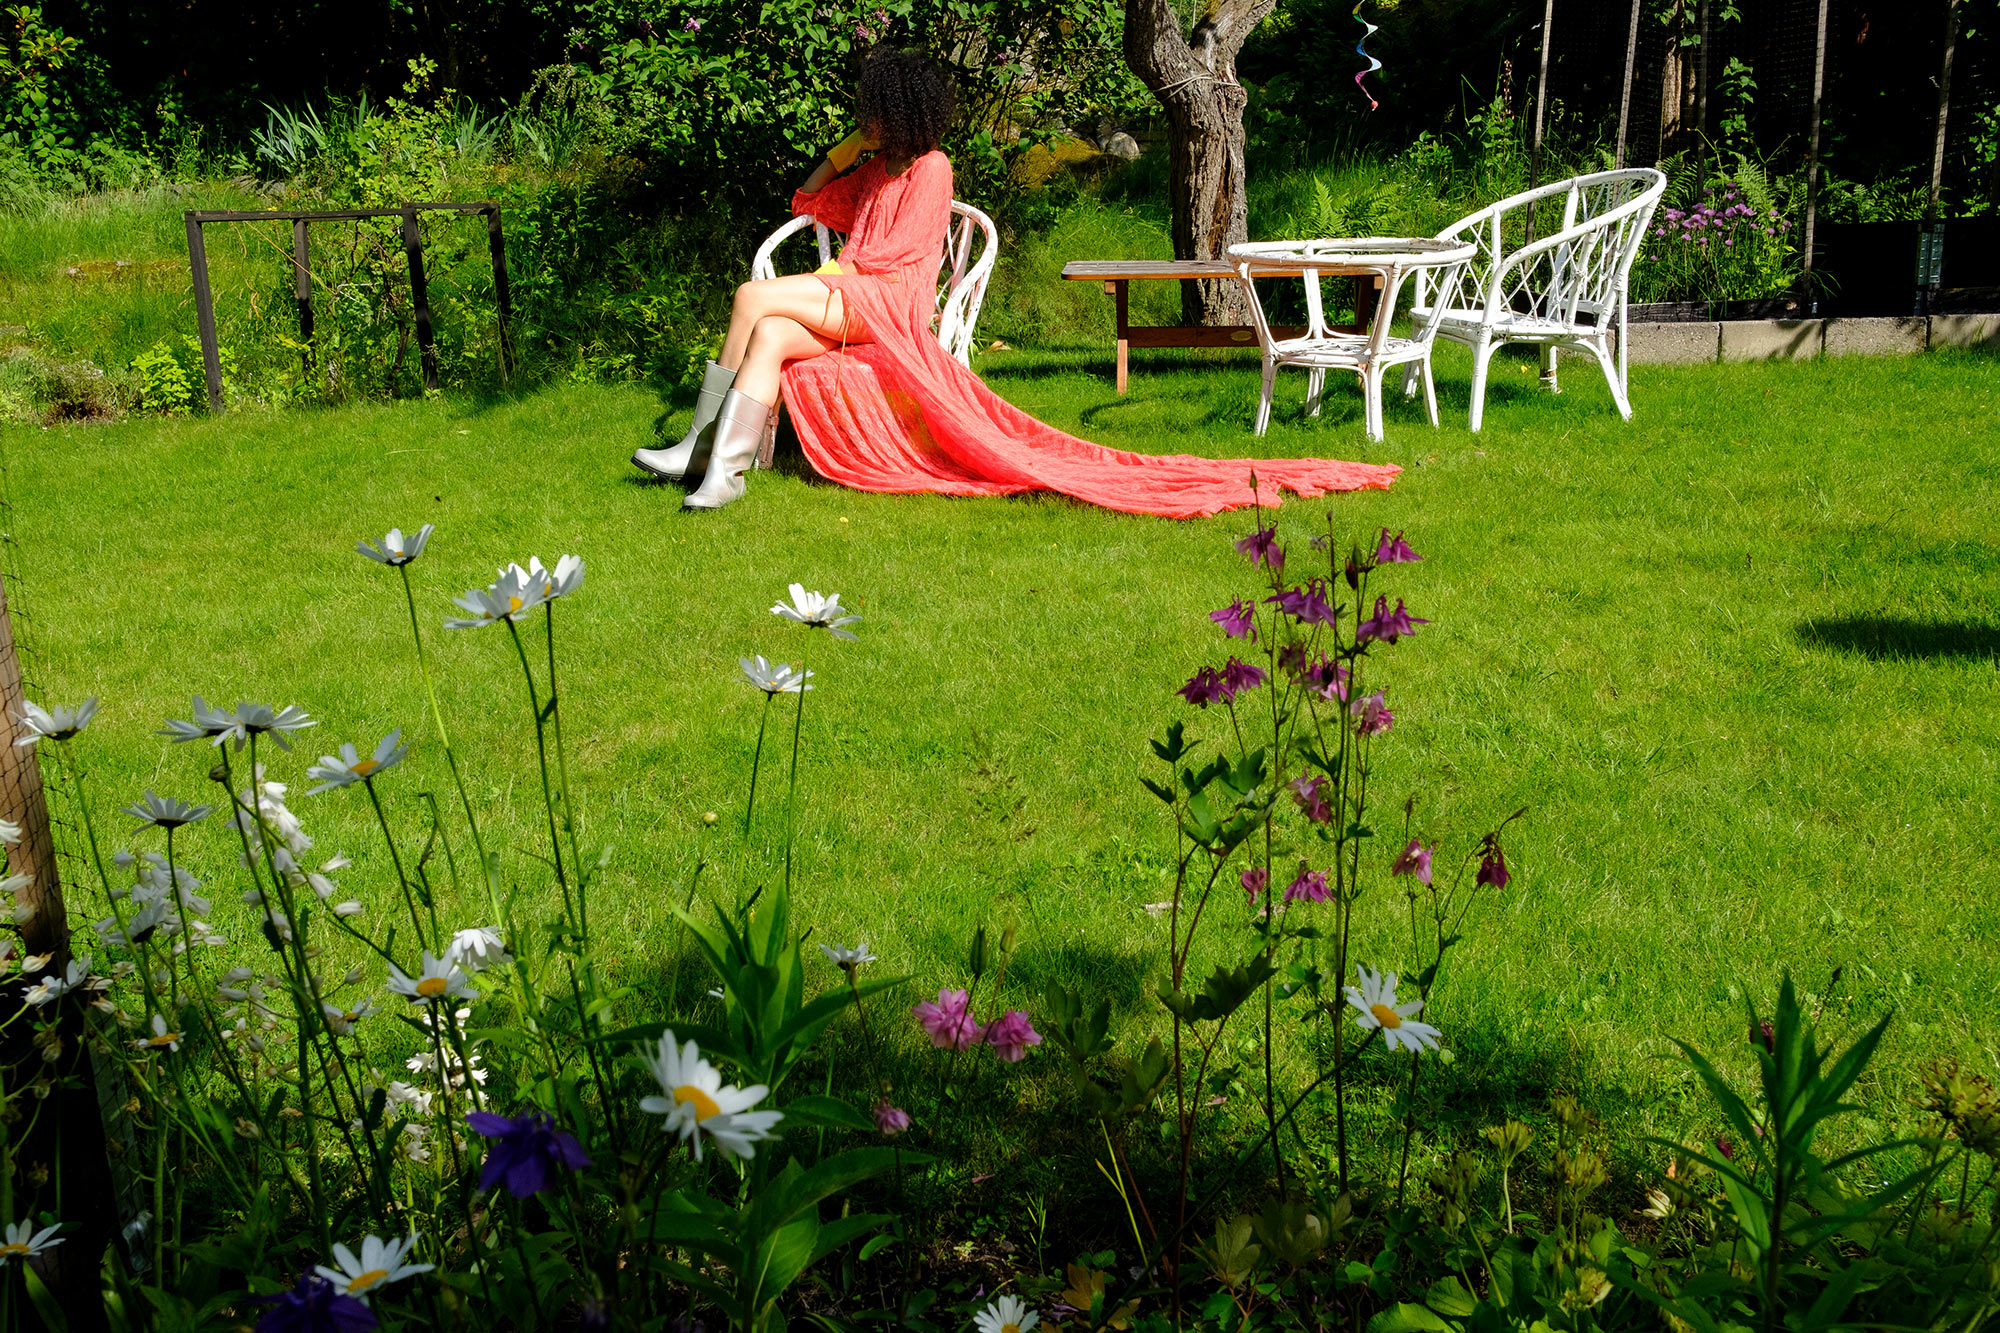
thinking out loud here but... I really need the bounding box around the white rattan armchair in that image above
[750,199,999,365]
[1406,168,1665,431]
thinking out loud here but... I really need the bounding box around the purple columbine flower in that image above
[1390,839,1433,885]
[1241,867,1268,903]
[1476,847,1509,890]
[256,1274,379,1333]
[1267,578,1337,626]
[913,988,984,1050]
[1209,599,1256,641]
[1350,690,1394,737]
[982,1010,1043,1062]
[1373,528,1421,564]
[1284,867,1330,903]
[1178,666,1224,708]
[466,1110,592,1198]
[1302,654,1349,703]
[1288,774,1332,824]
[874,1101,912,1135]
[1234,527,1284,574]
[1356,595,1428,645]
[1717,1136,1736,1160]
[1219,657,1267,699]
[1276,643,1309,676]
[854,22,872,38]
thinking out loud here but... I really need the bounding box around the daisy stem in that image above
[783,656,808,897]
[364,776,432,954]
[1395,1051,1423,1205]
[397,563,496,917]
[543,601,586,937]
[744,694,773,838]
[505,620,573,923]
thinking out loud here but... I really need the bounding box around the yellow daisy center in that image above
[1370,1003,1403,1029]
[415,976,449,998]
[1002,1324,1021,1333]
[350,758,381,777]
[674,1084,723,1121]
[0,1243,28,1256]
[508,595,524,612]
[348,1269,389,1292]
[149,1032,178,1047]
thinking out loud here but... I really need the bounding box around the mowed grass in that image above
[5,340,1998,1167]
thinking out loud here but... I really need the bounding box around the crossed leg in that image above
[720,274,874,405]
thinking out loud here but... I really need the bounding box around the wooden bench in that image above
[1060,259,1382,393]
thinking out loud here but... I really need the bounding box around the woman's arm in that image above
[791,130,877,232]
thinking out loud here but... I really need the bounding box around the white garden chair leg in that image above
[1254,358,1276,437]
[1400,362,1422,400]
[1362,365,1385,443]
[1305,367,1326,418]
[1540,344,1561,394]
[1467,333,1495,433]
[1588,336,1633,420]
[1420,359,1439,427]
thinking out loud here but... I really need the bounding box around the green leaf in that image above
[1365,1303,1451,1333]
[1150,721,1189,765]
[1139,776,1176,804]
[1423,1275,1477,1317]
[783,1093,877,1133]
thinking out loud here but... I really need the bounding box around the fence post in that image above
[400,207,440,392]
[1801,0,1829,314]
[184,214,225,412]
[1918,0,1962,317]
[0,574,116,1333]
[1526,0,1556,246]
[1615,0,1642,169]
[292,219,314,377]
[485,205,515,382]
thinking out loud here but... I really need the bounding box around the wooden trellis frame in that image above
[182,201,516,411]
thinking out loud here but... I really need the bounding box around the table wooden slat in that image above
[1062,259,1305,280]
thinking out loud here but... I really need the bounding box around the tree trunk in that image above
[1125,0,1275,325]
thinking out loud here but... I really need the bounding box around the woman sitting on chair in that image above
[635,47,1400,519]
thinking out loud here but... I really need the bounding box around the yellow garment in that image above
[826,128,880,173]
[814,258,842,275]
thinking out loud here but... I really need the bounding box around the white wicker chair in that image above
[745,200,997,467]
[1406,168,1666,432]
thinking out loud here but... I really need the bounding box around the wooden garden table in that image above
[1059,259,1381,393]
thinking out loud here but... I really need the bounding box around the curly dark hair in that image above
[856,47,953,162]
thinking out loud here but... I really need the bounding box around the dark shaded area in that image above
[1797,615,2000,661]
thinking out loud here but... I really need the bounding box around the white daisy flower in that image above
[818,942,876,970]
[526,554,584,601]
[1344,965,1442,1054]
[314,1233,433,1299]
[306,730,409,794]
[13,697,98,746]
[24,957,91,1007]
[322,998,380,1036]
[0,871,31,896]
[132,1013,181,1053]
[739,654,814,694]
[356,524,435,567]
[443,926,510,972]
[385,953,473,1005]
[973,1295,1040,1333]
[0,1220,62,1264]
[444,562,550,629]
[771,583,861,640]
[639,1030,783,1161]
[158,696,237,745]
[199,702,316,753]
[120,791,214,829]
[382,1080,434,1116]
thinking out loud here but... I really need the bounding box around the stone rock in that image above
[1102,132,1142,160]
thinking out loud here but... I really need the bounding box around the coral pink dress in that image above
[782,152,1400,519]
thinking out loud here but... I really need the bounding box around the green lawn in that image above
[6,341,1998,1171]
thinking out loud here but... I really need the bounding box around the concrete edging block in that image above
[1624,321,1720,365]
[1720,319,1823,362]
[1823,316,1928,357]
[1929,313,2000,350]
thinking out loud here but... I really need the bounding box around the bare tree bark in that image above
[1124,0,1276,325]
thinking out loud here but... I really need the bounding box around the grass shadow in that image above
[1796,615,2000,662]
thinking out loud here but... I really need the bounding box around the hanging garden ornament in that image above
[1352,0,1382,110]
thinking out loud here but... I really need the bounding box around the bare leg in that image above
[720,275,869,371]
[733,314,842,406]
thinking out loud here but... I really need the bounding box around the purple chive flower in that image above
[874,6,889,20]
[1241,867,1269,903]
[1372,528,1421,564]
[1284,867,1330,903]
[256,1274,378,1333]
[1476,848,1509,890]
[874,1101,912,1135]
[854,23,872,38]
[1355,595,1428,645]
[1178,666,1224,708]
[1302,655,1349,703]
[1288,774,1332,824]
[467,1110,592,1198]
[1349,690,1394,737]
[1209,599,1256,641]
[1219,657,1267,699]
[682,15,701,30]
[913,988,984,1050]
[1390,839,1433,885]
[1234,527,1284,573]
[982,1010,1043,1062]
[1267,578,1338,626]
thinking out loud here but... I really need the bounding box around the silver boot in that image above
[682,390,771,511]
[633,359,735,483]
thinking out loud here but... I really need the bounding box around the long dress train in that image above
[777,151,1400,520]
